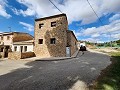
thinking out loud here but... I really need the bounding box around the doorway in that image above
[66,47,71,57]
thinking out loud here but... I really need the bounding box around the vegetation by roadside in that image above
[90,52,120,90]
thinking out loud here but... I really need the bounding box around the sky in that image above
[0,0,120,43]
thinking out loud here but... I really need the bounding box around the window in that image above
[38,39,43,44]
[24,46,27,52]
[39,23,44,29]
[20,46,23,52]
[0,48,3,52]
[1,36,3,40]
[7,36,10,40]
[14,46,17,51]
[50,38,56,44]
[51,21,56,27]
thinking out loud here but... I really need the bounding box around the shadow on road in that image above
[0,51,110,90]
[0,59,89,90]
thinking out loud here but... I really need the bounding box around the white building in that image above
[12,40,33,52]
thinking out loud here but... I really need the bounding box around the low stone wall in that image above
[8,52,35,60]
[21,52,35,59]
[8,52,21,60]
[0,52,4,58]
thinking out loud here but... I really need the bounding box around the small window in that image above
[1,36,3,40]
[14,46,17,51]
[24,46,27,52]
[51,21,56,27]
[20,46,23,52]
[50,38,56,44]
[39,23,44,29]
[38,39,43,44]
[7,36,10,40]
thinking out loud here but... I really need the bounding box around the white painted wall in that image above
[12,45,33,52]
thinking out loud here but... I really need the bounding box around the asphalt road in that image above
[0,51,111,90]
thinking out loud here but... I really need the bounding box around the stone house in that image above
[34,14,78,58]
[0,32,34,58]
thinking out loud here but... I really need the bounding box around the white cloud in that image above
[75,19,120,41]
[12,8,36,17]
[14,0,120,24]
[19,22,34,31]
[0,0,11,18]
[91,33,100,38]
[109,14,120,22]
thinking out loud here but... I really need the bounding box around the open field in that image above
[91,52,120,90]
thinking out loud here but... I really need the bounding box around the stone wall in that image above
[8,52,35,60]
[34,14,68,58]
[21,52,35,59]
[70,32,78,56]
[8,52,21,60]
[67,31,78,56]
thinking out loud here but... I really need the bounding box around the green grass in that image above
[92,52,120,90]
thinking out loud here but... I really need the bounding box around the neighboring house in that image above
[12,40,34,52]
[34,13,78,58]
[0,32,33,58]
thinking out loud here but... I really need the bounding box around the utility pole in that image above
[8,27,11,32]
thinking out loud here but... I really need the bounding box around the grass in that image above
[92,52,120,90]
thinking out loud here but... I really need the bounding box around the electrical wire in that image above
[49,0,63,14]
[86,0,108,31]
[87,0,112,45]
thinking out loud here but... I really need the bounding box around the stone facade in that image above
[34,14,78,58]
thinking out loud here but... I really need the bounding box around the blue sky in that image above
[0,0,120,42]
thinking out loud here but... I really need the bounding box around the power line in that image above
[8,27,11,32]
[86,0,107,30]
[49,0,63,14]
[86,0,112,46]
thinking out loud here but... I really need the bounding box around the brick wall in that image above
[34,14,68,58]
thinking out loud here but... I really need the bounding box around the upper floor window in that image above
[7,36,10,40]
[38,39,43,44]
[1,36,3,40]
[39,23,44,29]
[51,21,56,27]
[50,38,56,44]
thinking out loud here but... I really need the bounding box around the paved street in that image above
[0,51,111,90]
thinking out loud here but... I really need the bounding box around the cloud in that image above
[14,0,120,24]
[11,8,36,17]
[0,0,11,18]
[19,22,34,31]
[75,19,120,41]
[109,14,120,22]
